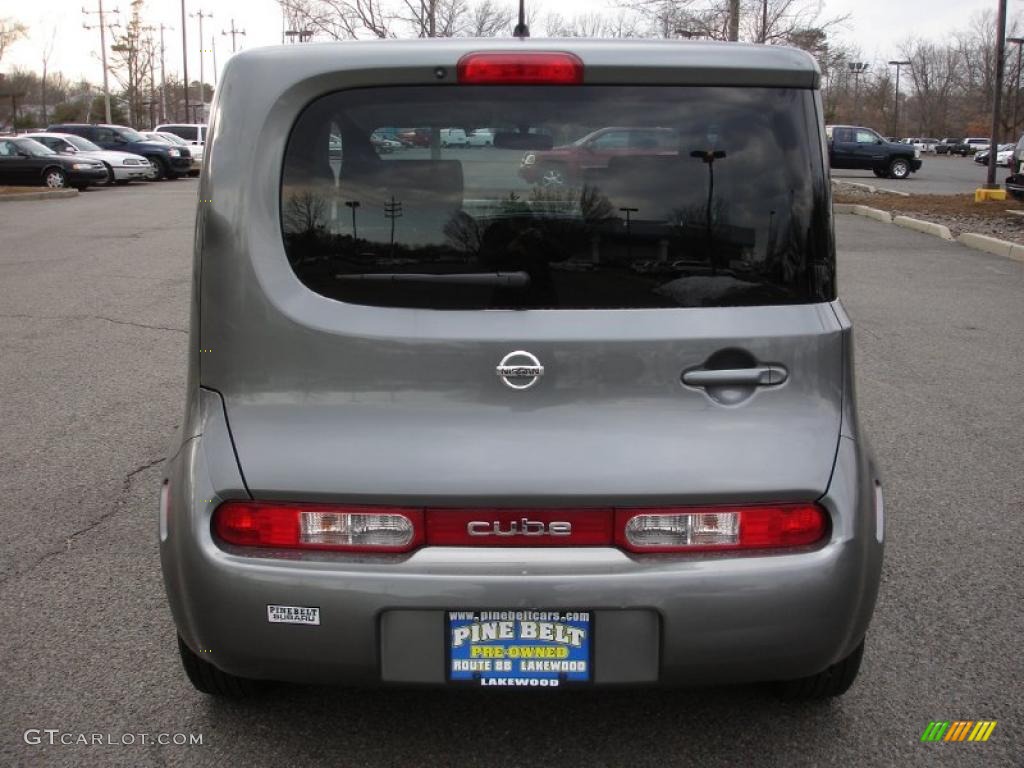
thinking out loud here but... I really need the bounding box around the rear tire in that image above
[177,634,262,698]
[774,639,865,700]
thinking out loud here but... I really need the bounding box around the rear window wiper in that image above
[334,271,530,287]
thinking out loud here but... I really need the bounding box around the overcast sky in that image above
[0,0,1003,85]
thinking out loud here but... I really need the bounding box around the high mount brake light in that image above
[213,502,424,553]
[456,52,584,85]
[615,504,828,553]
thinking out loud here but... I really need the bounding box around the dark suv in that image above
[46,123,192,180]
[826,125,921,179]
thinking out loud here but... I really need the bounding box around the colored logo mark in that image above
[920,721,997,742]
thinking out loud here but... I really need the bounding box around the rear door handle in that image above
[682,366,788,388]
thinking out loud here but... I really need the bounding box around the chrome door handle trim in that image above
[682,366,788,388]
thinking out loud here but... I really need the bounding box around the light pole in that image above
[619,206,638,263]
[222,19,246,53]
[82,2,120,124]
[181,0,189,123]
[345,200,361,240]
[888,60,911,138]
[211,35,217,87]
[190,9,213,115]
[985,0,1008,190]
[1007,37,1024,138]
[847,62,869,123]
[157,23,172,123]
[690,149,727,274]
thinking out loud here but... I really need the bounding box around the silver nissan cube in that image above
[160,38,883,698]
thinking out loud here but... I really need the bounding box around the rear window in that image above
[281,85,833,310]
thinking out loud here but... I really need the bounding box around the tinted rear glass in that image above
[281,86,833,310]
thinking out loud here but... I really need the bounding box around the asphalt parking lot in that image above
[832,153,1007,195]
[0,180,1021,767]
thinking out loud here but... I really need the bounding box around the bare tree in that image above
[545,13,608,38]
[39,25,58,126]
[743,0,848,48]
[465,0,513,37]
[0,17,28,66]
[278,0,396,40]
[108,0,154,127]
[618,0,692,38]
[545,11,643,38]
[400,0,468,37]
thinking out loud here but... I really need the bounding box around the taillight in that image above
[457,52,584,84]
[615,504,828,553]
[213,501,424,553]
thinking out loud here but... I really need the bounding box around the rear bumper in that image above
[910,158,923,171]
[161,406,883,687]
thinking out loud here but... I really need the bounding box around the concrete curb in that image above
[836,204,1024,263]
[957,232,1024,262]
[834,203,892,223]
[0,189,78,202]
[893,215,954,241]
[832,179,911,197]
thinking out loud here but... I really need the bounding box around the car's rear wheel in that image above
[888,158,911,179]
[177,634,262,697]
[774,639,865,700]
[43,167,68,189]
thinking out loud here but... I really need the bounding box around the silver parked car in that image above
[21,132,151,184]
[161,39,884,699]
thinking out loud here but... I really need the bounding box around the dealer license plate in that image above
[446,610,592,687]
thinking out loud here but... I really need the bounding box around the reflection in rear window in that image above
[281,86,834,310]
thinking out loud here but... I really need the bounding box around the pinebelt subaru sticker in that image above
[447,610,592,686]
[267,605,320,625]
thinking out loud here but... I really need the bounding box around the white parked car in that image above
[904,137,938,154]
[964,137,992,155]
[154,123,208,147]
[439,128,468,147]
[466,128,495,147]
[20,132,151,184]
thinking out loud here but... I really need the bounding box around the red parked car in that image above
[519,126,679,187]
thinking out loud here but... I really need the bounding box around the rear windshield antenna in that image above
[513,0,530,38]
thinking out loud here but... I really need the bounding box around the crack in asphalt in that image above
[0,313,186,334]
[0,456,165,587]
